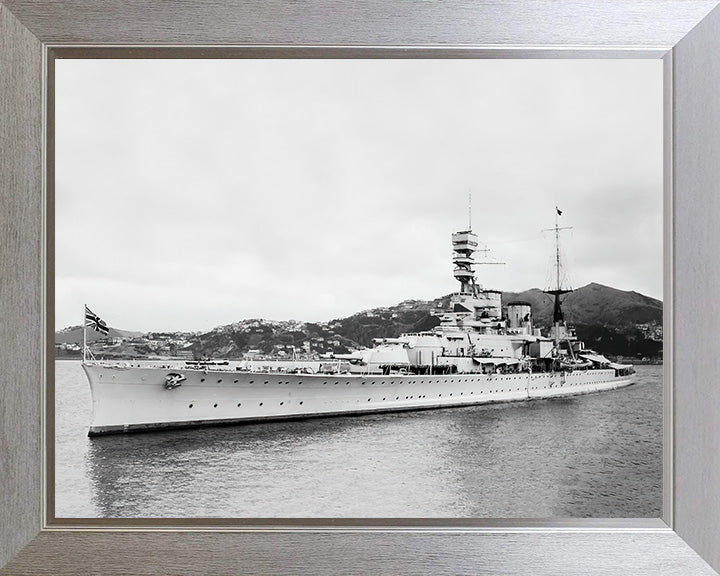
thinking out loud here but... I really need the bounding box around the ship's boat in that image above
[81,211,635,435]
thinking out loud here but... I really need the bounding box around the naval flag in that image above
[556,207,563,216]
[85,306,109,335]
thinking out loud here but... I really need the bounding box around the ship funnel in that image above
[507,301,532,332]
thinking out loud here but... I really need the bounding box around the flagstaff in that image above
[83,304,87,363]
[83,305,109,363]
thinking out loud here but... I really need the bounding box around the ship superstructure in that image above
[81,212,635,435]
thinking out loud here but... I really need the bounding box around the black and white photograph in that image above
[54,58,663,519]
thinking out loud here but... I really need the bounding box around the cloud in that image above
[56,59,662,332]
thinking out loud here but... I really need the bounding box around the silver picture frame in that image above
[2,1,720,574]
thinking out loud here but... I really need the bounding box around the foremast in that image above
[452,194,482,298]
[452,229,480,297]
[440,202,505,332]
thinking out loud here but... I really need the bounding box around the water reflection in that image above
[86,411,475,517]
[56,361,662,518]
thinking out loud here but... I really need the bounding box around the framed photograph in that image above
[2,2,720,575]
[53,56,664,522]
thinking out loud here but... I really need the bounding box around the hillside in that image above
[55,283,663,361]
[501,283,662,359]
[327,283,662,360]
[502,283,662,328]
[55,325,143,344]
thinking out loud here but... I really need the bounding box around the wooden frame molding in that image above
[2,2,720,574]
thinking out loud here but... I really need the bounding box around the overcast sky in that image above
[55,59,662,333]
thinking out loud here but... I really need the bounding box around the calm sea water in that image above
[55,361,662,518]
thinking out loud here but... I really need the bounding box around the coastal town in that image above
[54,318,361,361]
[56,284,663,364]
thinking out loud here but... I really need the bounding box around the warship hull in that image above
[84,363,633,435]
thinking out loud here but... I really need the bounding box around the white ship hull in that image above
[83,363,634,435]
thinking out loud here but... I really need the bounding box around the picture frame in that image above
[1,1,719,574]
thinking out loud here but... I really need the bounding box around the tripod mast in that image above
[543,208,572,325]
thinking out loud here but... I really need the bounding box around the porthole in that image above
[263,380,269,384]
[213,403,218,408]
[217,379,222,383]
[188,404,194,408]
[249,380,254,384]
[439,394,442,397]
[200,378,205,382]
[396,396,400,400]
[259,402,263,406]
[280,402,284,405]
[383,397,386,400]
[298,381,302,385]
[233,379,238,383]
[367,398,371,402]
[299,401,304,405]
[237,403,241,407]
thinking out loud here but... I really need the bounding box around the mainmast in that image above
[543,207,573,326]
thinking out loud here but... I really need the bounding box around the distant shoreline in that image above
[53,354,664,366]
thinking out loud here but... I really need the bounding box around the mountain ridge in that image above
[56,283,662,361]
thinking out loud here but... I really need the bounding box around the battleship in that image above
[81,211,635,435]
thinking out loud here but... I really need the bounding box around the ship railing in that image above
[399,331,437,337]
